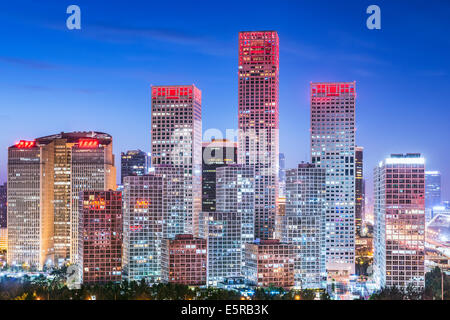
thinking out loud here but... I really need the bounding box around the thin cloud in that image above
[0,56,57,69]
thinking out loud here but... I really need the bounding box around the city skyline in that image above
[1,1,450,201]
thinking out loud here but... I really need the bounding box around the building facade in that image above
[425,171,441,209]
[310,82,356,280]
[238,31,279,240]
[162,234,207,286]
[244,240,295,289]
[202,139,237,212]
[79,190,123,284]
[121,150,151,184]
[151,85,202,236]
[355,146,364,236]
[199,211,242,287]
[374,153,426,289]
[283,163,326,289]
[0,183,6,229]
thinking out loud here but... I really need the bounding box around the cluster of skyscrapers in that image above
[2,30,440,297]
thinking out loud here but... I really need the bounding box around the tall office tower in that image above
[216,165,255,245]
[283,163,326,289]
[151,85,202,236]
[355,146,364,235]
[238,31,279,240]
[310,82,356,280]
[279,153,286,197]
[425,171,441,209]
[7,133,116,269]
[374,154,426,289]
[7,141,48,268]
[122,166,185,282]
[123,174,164,282]
[244,239,295,289]
[202,139,237,212]
[199,211,242,286]
[162,234,207,286]
[121,150,151,184]
[0,183,6,228]
[78,190,123,284]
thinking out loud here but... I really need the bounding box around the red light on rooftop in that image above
[15,140,36,149]
[78,139,99,149]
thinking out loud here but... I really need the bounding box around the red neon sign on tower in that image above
[78,139,99,149]
[15,140,36,149]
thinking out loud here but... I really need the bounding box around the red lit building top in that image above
[14,140,36,149]
[151,85,201,102]
[311,82,356,98]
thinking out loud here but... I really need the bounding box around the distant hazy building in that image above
[162,234,207,286]
[374,153,426,289]
[121,150,150,184]
[355,146,364,235]
[202,139,237,212]
[425,171,441,209]
[7,132,116,269]
[279,153,286,197]
[244,239,295,289]
[283,163,326,289]
[79,190,123,284]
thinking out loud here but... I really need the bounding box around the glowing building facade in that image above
[151,85,202,236]
[79,190,123,284]
[162,234,207,286]
[244,239,295,289]
[374,154,426,289]
[238,31,279,240]
[355,146,364,235]
[7,132,116,269]
[310,82,356,280]
[283,163,326,289]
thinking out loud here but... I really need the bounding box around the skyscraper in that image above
[279,153,286,198]
[355,146,364,235]
[7,132,116,269]
[122,166,185,283]
[202,139,237,212]
[238,31,279,240]
[425,171,441,209]
[283,163,326,289]
[121,150,151,184]
[79,190,123,284]
[310,82,356,281]
[151,85,202,236]
[374,153,425,289]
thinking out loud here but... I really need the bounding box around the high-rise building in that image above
[0,183,6,229]
[279,153,286,198]
[202,139,237,212]
[162,234,207,286]
[121,150,151,184]
[244,239,295,289]
[238,31,279,241]
[310,82,356,280]
[79,190,123,284]
[355,146,364,235]
[425,171,441,209]
[7,132,116,269]
[283,163,326,289]
[374,153,426,289]
[151,85,202,236]
[122,166,185,283]
[199,211,241,286]
[216,165,255,245]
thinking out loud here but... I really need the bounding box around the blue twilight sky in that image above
[0,0,449,202]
